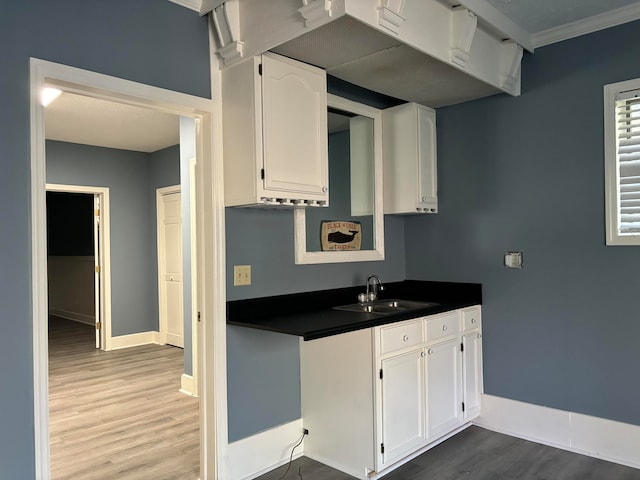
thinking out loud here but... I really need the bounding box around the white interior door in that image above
[158,188,184,348]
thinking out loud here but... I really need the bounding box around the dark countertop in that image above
[227,280,482,341]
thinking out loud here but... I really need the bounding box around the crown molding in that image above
[169,0,224,15]
[533,2,640,48]
[169,0,200,13]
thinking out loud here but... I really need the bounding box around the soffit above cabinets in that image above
[209,0,522,109]
[271,16,501,108]
[182,0,640,49]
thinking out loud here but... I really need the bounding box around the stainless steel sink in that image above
[333,299,438,315]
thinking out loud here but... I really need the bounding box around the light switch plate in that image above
[504,252,523,269]
[234,265,251,286]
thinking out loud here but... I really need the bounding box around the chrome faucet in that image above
[360,274,384,303]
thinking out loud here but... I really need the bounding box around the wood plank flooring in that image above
[48,317,199,480]
[258,426,640,480]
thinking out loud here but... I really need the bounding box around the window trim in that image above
[604,77,640,245]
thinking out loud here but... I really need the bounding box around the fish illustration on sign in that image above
[328,230,359,243]
[321,221,362,251]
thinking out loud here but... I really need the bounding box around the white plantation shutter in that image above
[616,91,640,234]
[605,78,640,245]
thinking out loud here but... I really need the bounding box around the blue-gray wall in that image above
[405,20,640,427]
[0,1,208,470]
[225,210,406,441]
[47,141,181,336]
[306,130,375,251]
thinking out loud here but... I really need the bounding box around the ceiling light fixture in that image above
[41,87,62,107]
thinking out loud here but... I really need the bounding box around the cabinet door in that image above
[379,349,426,469]
[426,338,462,441]
[417,106,437,208]
[261,53,328,196]
[462,331,482,420]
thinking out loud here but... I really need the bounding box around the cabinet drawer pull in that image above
[322,186,328,192]
[471,318,476,324]
[402,335,409,342]
[427,349,433,355]
[442,325,447,331]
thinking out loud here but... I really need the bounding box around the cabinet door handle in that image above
[402,335,409,342]
[322,186,328,192]
[442,325,447,331]
[478,333,482,339]
[471,318,476,324]
[421,351,426,358]
[427,349,433,355]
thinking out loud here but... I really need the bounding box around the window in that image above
[604,78,640,245]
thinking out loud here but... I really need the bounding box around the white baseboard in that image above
[475,394,640,470]
[180,374,195,396]
[49,308,94,325]
[109,331,161,350]
[225,419,305,480]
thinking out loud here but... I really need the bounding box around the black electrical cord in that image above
[276,430,307,480]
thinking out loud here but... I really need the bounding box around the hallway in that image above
[48,317,199,480]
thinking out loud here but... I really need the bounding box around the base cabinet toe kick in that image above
[300,306,482,479]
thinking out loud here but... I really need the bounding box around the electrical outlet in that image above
[234,265,251,286]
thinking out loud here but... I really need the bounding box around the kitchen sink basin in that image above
[333,299,438,315]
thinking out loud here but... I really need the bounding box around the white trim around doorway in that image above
[30,58,226,479]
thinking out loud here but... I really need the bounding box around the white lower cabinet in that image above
[425,337,462,441]
[462,308,483,420]
[300,306,482,479]
[379,348,426,468]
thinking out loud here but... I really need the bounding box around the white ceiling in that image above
[45,92,180,153]
[486,0,640,34]
[46,0,640,152]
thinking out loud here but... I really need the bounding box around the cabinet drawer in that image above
[425,311,460,343]
[463,307,481,331]
[380,320,423,355]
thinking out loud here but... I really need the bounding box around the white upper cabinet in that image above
[383,102,438,214]
[222,52,328,207]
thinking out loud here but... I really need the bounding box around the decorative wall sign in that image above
[321,221,362,251]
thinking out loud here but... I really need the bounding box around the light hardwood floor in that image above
[48,317,199,480]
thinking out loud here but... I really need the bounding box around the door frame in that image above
[30,58,227,479]
[45,184,111,350]
[156,184,183,347]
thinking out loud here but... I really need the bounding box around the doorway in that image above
[30,58,224,479]
[46,185,110,350]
